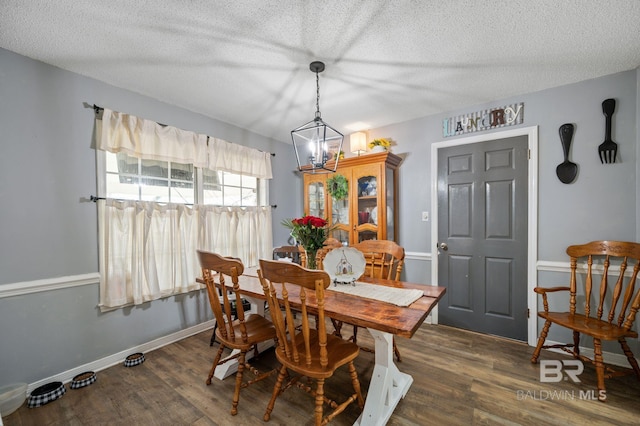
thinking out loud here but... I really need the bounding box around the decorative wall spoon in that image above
[556,123,577,184]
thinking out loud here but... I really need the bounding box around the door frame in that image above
[430,126,538,346]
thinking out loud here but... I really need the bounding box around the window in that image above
[97,148,272,311]
[95,108,273,310]
[104,151,265,206]
[202,169,258,207]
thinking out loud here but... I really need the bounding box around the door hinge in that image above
[528,149,531,160]
[527,308,530,318]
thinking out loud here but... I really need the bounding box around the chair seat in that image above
[538,311,639,340]
[275,329,360,379]
[216,313,277,349]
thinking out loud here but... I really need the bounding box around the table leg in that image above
[212,296,275,380]
[354,329,413,426]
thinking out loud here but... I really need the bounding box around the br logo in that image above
[539,360,583,383]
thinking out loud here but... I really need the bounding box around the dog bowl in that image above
[27,382,66,408]
[124,352,145,367]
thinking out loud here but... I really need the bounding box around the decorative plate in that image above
[322,247,365,284]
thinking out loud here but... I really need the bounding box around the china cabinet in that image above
[302,152,402,245]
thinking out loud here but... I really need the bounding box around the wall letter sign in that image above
[443,103,524,137]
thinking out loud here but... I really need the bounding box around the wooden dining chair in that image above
[348,239,405,362]
[257,259,364,426]
[197,250,277,415]
[530,241,640,401]
[272,245,304,264]
[208,295,251,346]
[353,239,405,281]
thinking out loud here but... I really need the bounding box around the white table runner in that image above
[244,267,423,307]
[329,281,424,307]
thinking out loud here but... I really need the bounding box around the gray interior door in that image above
[437,135,528,341]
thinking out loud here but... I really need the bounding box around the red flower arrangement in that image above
[282,215,334,268]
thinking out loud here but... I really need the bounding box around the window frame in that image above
[96,151,268,207]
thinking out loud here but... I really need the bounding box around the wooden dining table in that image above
[199,267,445,426]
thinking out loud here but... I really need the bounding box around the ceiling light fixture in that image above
[291,61,343,173]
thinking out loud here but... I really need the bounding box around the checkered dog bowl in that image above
[123,352,145,367]
[70,371,97,389]
[28,381,65,408]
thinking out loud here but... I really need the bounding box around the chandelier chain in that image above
[315,70,321,118]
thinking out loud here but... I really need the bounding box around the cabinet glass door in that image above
[331,196,350,243]
[307,181,325,218]
[356,174,378,242]
[385,166,395,241]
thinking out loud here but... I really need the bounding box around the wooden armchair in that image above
[530,241,640,401]
[258,259,364,426]
[345,239,405,362]
[197,251,277,415]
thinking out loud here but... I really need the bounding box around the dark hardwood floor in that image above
[4,324,640,425]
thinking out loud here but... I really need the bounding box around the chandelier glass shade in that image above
[292,61,343,173]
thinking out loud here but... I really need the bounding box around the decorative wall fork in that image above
[598,98,618,164]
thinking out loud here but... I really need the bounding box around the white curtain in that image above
[200,206,273,266]
[99,199,272,310]
[208,137,273,179]
[96,108,274,310]
[97,108,209,167]
[96,108,272,176]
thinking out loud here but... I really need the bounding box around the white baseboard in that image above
[26,320,215,394]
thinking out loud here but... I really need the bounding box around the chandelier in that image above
[291,61,344,173]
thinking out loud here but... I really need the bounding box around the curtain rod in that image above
[90,195,276,209]
[88,103,275,156]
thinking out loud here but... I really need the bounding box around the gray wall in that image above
[1,47,638,387]
[369,69,638,269]
[0,48,299,386]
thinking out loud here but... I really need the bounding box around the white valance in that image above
[208,137,273,179]
[96,108,273,178]
[97,108,209,167]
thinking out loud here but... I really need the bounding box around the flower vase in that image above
[305,249,318,269]
[370,145,387,153]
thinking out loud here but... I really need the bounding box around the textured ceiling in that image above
[2,0,640,142]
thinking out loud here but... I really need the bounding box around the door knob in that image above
[439,242,448,251]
